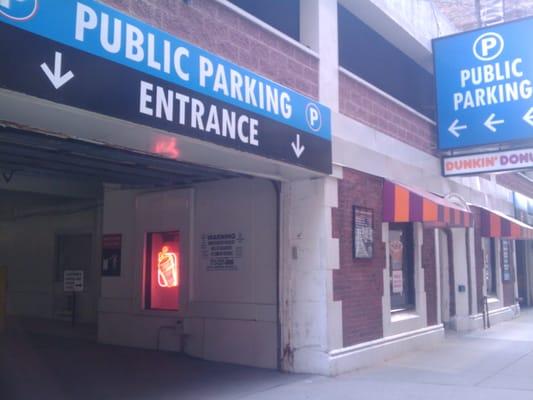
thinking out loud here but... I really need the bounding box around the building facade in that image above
[1,0,532,375]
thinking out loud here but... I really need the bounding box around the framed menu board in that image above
[501,239,512,282]
[353,206,374,259]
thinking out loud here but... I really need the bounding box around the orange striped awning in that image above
[383,180,473,227]
[473,205,533,240]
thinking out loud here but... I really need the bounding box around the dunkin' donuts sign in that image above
[443,147,533,177]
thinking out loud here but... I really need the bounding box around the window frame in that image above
[388,222,416,313]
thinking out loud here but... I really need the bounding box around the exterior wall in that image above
[497,174,533,199]
[98,178,278,369]
[339,71,436,155]
[332,168,385,347]
[101,0,319,99]
[423,228,438,326]
[330,167,443,367]
[0,0,529,377]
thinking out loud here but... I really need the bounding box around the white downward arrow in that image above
[291,134,305,158]
[448,119,467,138]
[40,52,74,90]
[523,107,533,127]
[484,113,504,132]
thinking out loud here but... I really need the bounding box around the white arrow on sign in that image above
[40,51,74,90]
[523,107,533,127]
[484,113,504,132]
[448,119,467,138]
[291,134,305,158]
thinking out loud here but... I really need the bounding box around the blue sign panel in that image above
[0,0,331,173]
[433,17,533,150]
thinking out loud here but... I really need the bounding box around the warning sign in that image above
[64,270,84,292]
[201,232,244,271]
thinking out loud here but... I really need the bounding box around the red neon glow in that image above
[157,246,178,288]
[146,231,180,311]
[153,137,180,159]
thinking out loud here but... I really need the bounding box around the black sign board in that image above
[0,23,331,174]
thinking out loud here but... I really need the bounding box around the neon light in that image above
[157,246,178,288]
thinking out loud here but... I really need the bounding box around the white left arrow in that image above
[40,52,74,90]
[291,134,305,158]
[523,107,533,127]
[484,113,504,132]
[448,119,467,138]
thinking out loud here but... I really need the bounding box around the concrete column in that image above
[512,241,519,304]
[413,223,427,326]
[279,172,341,375]
[381,223,391,337]
[467,227,478,315]
[438,230,450,325]
[450,228,470,331]
[526,240,533,306]
[300,0,339,111]
[434,229,442,325]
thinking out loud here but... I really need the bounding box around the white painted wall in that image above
[98,178,278,369]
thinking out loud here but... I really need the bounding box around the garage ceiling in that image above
[0,126,243,187]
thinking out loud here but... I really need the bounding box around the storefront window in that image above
[389,223,415,311]
[144,231,180,311]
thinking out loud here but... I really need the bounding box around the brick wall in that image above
[339,73,437,155]
[332,168,385,347]
[496,174,533,199]
[101,0,319,99]
[423,228,438,326]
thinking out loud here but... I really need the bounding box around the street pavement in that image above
[1,310,533,399]
[245,309,533,400]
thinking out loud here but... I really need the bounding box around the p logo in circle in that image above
[0,0,38,21]
[306,103,322,132]
[473,32,504,61]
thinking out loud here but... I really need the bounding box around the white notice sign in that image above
[64,270,84,292]
[392,271,403,294]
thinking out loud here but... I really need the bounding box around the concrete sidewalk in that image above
[1,310,533,399]
[245,309,533,400]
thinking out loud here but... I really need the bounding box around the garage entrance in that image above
[0,124,280,369]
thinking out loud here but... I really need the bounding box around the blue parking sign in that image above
[433,17,533,150]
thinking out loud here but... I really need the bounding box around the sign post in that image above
[433,17,533,152]
[64,270,84,326]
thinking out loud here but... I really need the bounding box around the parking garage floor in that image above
[2,310,533,399]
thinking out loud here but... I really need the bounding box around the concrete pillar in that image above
[300,0,339,111]
[467,227,478,315]
[434,229,442,325]
[438,230,450,325]
[512,241,519,305]
[279,172,341,375]
[450,228,470,331]
[413,223,427,325]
